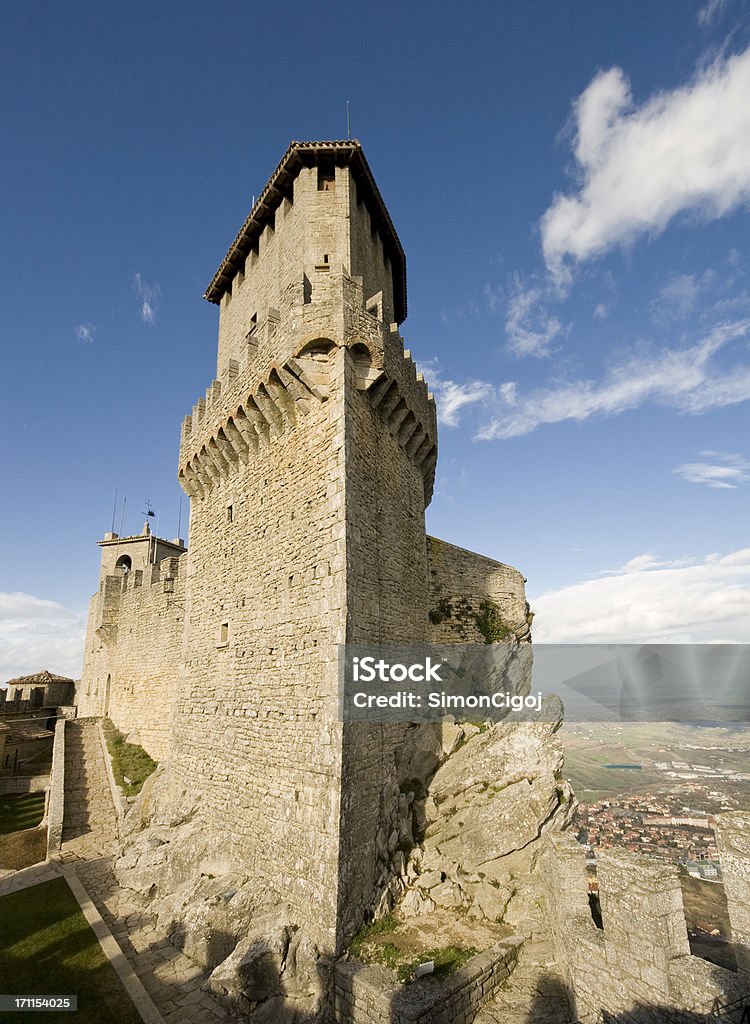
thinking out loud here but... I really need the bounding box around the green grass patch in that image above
[350,916,478,984]
[0,793,46,835]
[0,876,142,1024]
[101,720,157,797]
[474,600,513,643]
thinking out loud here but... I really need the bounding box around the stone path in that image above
[59,719,233,1024]
[476,938,573,1024]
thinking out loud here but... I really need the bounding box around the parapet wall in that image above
[0,680,75,714]
[426,536,531,643]
[541,821,750,1021]
[78,554,185,762]
[333,938,523,1024]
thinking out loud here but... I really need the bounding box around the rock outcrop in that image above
[381,697,576,933]
[113,695,574,1020]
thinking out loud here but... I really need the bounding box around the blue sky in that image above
[2,0,750,678]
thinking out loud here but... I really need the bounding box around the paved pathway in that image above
[476,937,573,1024]
[60,719,233,1024]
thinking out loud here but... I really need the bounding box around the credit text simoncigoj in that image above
[349,655,543,711]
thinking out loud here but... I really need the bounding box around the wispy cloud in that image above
[674,451,749,488]
[697,0,729,26]
[75,322,95,343]
[0,592,86,681]
[650,270,716,324]
[476,319,750,440]
[133,273,162,325]
[504,275,565,357]
[540,47,750,285]
[419,360,496,428]
[531,548,750,643]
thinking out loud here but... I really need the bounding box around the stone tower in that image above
[173,141,438,952]
[82,141,531,969]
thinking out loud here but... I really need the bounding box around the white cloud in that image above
[650,270,716,324]
[697,0,729,26]
[531,548,750,643]
[418,360,496,428]
[75,322,95,343]
[133,273,162,325]
[674,451,749,488]
[476,318,750,440]
[541,48,750,284]
[433,379,495,427]
[505,276,564,357]
[0,593,86,682]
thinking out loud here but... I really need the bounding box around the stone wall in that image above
[170,343,348,953]
[336,342,436,946]
[333,939,523,1024]
[46,717,65,856]
[541,828,749,1021]
[0,680,75,713]
[426,537,531,644]
[78,554,185,762]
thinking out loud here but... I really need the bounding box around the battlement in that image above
[542,821,750,1020]
[179,329,437,506]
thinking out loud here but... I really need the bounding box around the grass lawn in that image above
[0,828,47,870]
[0,793,46,835]
[101,719,157,797]
[0,877,142,1024]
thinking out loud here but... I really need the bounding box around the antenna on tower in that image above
[111,488,118,534]
[346,99,351,140]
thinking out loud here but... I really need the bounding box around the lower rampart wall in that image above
[542,821,750,1021]
[78,555,185,763]
[426,537,531,643]
[333,939,523,1024]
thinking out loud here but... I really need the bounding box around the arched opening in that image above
[296,337,337,361]
[115,555,132,575]
[349,342,373,371]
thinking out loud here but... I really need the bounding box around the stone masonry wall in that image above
[78,555,185,762]
[333,938,523,1024]
[215,164,397,380]
[426,536,531,644]
[170,344,348,952]
[541,829,748,1021]
[336,346,435,947]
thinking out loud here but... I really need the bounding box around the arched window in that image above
[115,555,132,575]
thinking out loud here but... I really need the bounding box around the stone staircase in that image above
[61,718,118,860]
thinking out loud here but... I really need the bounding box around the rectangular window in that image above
[217,621,229,647]
[227,504,233,523]
[318,165,335,191]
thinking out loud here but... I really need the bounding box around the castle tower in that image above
[79,526,186,752]
[173,142,438,952]
[82,142,531,969]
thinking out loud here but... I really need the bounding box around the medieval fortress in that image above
[76,142,750,1023]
